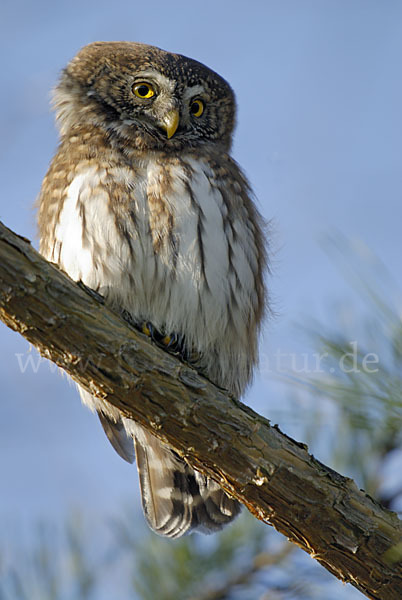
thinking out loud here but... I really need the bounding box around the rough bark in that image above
[0,220,401,599]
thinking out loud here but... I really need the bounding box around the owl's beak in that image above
[161,109,180,139]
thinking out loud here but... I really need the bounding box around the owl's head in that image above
[53,42,236,152]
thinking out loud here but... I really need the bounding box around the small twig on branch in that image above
[0,220,401,600]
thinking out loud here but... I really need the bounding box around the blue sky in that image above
[1,1,401,596]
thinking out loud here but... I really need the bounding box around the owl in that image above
[38,42,267,538]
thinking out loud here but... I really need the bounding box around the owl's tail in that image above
[97,410,241,538]
[133,424,241,538]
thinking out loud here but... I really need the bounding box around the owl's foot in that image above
[142,321,182,352]
[141,321,200,366]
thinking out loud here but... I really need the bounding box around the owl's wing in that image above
[133,424,241,538]
[97,411,135,464]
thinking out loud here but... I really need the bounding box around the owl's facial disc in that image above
[128,70,209,142]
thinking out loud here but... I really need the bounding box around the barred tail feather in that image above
[133,425,241,538]
[92,408,241,537]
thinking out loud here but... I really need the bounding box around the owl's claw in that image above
[141,321,179,349]
[160,332,180,349]
[140,321,192,359]
[142,321,154,338]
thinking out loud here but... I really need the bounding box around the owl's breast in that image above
[43,154,261,389]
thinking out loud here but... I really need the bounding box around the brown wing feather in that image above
[97,411,135,464]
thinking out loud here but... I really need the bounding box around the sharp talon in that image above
[161,334,172,346]
[142,322,153,337]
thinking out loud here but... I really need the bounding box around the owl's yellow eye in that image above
[133,82,155,99]
[190,99,204,117]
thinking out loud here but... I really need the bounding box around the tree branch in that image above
[0,220,401,600]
